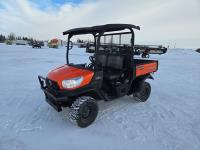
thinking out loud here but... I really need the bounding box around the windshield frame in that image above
[65,28,135,71]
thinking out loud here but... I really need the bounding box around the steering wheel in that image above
[88,56,95,69]
[68,41,73,50]
[89,56,95,63]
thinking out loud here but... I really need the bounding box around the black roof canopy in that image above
[63,24,140,35]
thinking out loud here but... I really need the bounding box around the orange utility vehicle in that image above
[38,24,167,127]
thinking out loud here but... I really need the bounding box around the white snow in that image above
[0,43,200,150]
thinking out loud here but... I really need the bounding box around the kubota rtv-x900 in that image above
[38,24,167,127]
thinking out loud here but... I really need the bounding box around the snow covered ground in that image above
[0,43,200,150]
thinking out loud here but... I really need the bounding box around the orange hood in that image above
[47,65,94,90]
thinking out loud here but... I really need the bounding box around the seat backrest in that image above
[96,53,125,70]
[96,54,107,67]
[107,55,124,69]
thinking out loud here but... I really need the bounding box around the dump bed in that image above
[134,59,158,77]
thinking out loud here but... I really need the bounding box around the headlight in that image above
[62,76,83,89]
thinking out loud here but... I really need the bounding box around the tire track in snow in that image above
[97,96,135,121]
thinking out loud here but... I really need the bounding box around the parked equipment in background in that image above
[48,38,63,48]
[32,41,44,48]
[134,45,167,58]
[196,48,200,53]
[38,24,167,128]
[5,40,12,45]
[48,39,58,48]
[16,40,27,45]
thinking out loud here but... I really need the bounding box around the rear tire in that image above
[68,96,98,128]
[133,81,151,102]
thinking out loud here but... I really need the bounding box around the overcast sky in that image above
[0,0,199,48]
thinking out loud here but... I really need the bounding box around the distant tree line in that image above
[0,34,6,42]
[0,32,39,44]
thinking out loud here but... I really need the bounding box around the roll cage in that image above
[63,24,140,67]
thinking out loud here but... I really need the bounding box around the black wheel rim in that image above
[82,106,91,119]
[141,85,148,97]
[77,99,98,128]
[141,83,150,101]
[134,82,150,102]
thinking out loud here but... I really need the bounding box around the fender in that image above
[128,74,153,95]
[143,74,154,80]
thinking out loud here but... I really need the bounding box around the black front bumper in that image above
[38,75,68,112]
[38,74,103,111]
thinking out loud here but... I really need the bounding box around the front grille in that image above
[46,78,60,90]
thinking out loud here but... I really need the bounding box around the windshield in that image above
[68,34,95,66]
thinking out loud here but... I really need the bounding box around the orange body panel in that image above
[47,65,94,90]
[136,62,157,77]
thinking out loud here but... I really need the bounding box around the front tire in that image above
[68,96,98,128]
[133,81,151,102]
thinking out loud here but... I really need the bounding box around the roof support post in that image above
[66,34,72,64]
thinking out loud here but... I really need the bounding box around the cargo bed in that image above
[134,59,158,77]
